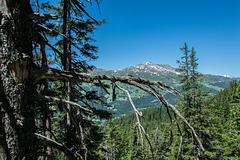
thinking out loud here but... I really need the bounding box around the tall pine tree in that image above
[176,42,216,159]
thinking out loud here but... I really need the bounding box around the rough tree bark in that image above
[0,0,38,159]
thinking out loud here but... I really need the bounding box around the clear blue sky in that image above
[84,0,240,77]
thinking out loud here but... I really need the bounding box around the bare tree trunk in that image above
[0,100,7,160]
[0,0,38,159]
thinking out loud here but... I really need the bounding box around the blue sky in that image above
[84,0,240,77]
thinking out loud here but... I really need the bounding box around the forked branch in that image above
[113,82,154,159]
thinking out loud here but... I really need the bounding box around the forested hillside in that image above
[104,80,240,159]
[101,43,240,159]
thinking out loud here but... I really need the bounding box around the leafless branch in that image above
[36,23,69,40]
[33,68,177,94]
[35,133,77,160]
[174,114,183,160]
[113,82,142,116]
[62,102,87,160]
[113,82,154,159]
[70,0,98,23]
[97,79,110,94]
[35,0,39,12]
[35,94,92,113]
[177,136,183,160]
[29,12,58,20]
[45,40,63,57]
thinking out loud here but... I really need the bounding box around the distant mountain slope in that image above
[89,62,239,117]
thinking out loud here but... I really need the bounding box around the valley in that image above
[88,61,239,118]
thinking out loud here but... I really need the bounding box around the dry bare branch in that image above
[45,40,63,56]
[70,0,98,23]
[33,68,178,94]
[35,0,39,13]
[62,102,87,160]
[29,12,58,20]
[35,94,92,113]
[97,79,110,94]
[113,82,154,159]
[113,82,142,117]
[35,133,77,160]
[36,23,69,40]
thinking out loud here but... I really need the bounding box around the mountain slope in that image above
[90,62,239,117]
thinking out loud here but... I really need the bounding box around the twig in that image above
[113,82,142,117]
[174,114,183,160]
[97,79,110,94]
[29,12,58,20]
[35,0,39,13]
[45,40,63,57]
[36,23,69,40]
[35,94,92,113]
[35,133,77,160]
[71,0,98,23]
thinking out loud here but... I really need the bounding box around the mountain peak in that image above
[142,61,154,65]
[127,61,178,75]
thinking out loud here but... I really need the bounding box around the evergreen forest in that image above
[0,0,239,160]
[104,44,240,159]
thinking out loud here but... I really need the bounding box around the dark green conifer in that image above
[222,81,240,158]
[176,43,217,159]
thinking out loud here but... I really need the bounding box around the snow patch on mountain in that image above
[221,75,237,78]
[127,61,179,75]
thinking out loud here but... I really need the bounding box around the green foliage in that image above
[101,107,175,159]
[221,81,240,159]
[175,43,223,159]
[211,80,238,124]
[103,79,240,159]
[104,120,122,160]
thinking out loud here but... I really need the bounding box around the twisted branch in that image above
[113,82,154,159]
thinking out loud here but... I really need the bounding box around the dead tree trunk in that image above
[0,0,38,159]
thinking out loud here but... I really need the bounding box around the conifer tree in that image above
[127,122,144,160]
[206,80,240,159]
[176,43,213,159]
[104,120,122,160]
[222,81,240,158]
[34,1,110,159]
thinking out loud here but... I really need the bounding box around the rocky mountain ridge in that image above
[94,61,238,78]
